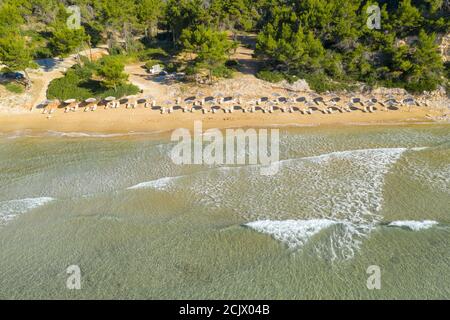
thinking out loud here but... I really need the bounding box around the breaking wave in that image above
[126,146,433,260]
[0,197,55,225]
[244,219,338,249]
[2,130,168,140]
[127,176,184,190]
[388,220,439,231]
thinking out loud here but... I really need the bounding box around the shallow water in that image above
[0,124,449,299]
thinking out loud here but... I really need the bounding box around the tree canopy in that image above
[0,0,448,92]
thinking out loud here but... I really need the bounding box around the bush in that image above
[33,46,53,59]
[137,48,168,61]
[47,63,140,101]
[4,83,25,94]
[256,70,285,83]
[184,64,199,76]
[166,62,180,73]
[212,65,233,78]
[299,72,353,93]
[404,77,441,93]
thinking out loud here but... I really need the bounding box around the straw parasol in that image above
[85,98,97,103]
[329,95,341,103]
[104,96,116,102]
[64,99,76,104]
[403,96,415,104]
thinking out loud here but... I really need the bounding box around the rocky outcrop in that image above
[275,79,311,92]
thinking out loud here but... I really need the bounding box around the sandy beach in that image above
[0,105,447,135]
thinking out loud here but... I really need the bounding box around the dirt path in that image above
[124,63,177,101]
[0,48,109,112]
[233,34,260,76]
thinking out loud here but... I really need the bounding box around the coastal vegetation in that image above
[47,57,140,101]
[4,82,25,94]
[0,0,448,98]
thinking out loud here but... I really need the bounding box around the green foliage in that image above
[49,26,89,57]
[0,33,35,74]
[254,0,448,93]
[137,48,168,61]
[166,0,208,43]
[97,56,129,91]
[137,0,165,39]
[47,63,139,101]
[0,0,448,94]
[209,0,257,33]
[256,70,284,83]
[0,1,24,36]
[212,65,233,78]
[394,0,423,36]
[300,73,354,93]
[256,9,326,73]
[181,25,236,81]
[165,62,180,73]
[405,30,444,92]
[4,82,25,94]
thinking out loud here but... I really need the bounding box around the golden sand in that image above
[0,106,444,135]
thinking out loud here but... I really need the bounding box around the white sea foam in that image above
[127,146,427,260]
[409,162,450,193]
[46,131,155,138]
[388,220,438,231]
[245,219,338,249]
[0,197,55,225]
[127,176,184,190]
[410,147,429,151]
[3,130,167,140]
[190,147,411,260]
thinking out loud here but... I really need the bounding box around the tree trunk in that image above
[123,23,129,53]
[23,69,32,90]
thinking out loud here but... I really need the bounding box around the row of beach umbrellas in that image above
[43,92,419,109]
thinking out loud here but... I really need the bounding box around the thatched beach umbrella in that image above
[385,94,398,103]
[403,96,415,105]
[351,96,362,104]
[368,96,378,103]
[103,96,116,109]
[296,96,307,103]
[329,95,341,103]
[83,98,97,112]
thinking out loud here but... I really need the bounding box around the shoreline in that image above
[0,106,448,136]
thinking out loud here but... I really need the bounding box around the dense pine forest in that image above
[0,0,449,95]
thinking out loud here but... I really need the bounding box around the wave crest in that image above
[0,197,55,225]
[388,220,438,231]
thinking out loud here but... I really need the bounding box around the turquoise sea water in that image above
[0,124,449,299]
